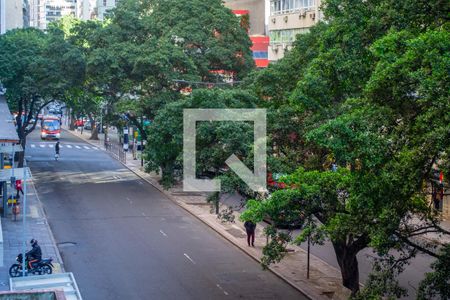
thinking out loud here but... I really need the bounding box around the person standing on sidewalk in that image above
[244,220,256,247]
[15,179,24,199]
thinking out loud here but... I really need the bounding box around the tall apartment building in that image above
[95,0,117,20]
[29,0,77,30]
[224,0,270,68]
[268,0,322,61]
[77,0,97,20]
[0,0,24,34]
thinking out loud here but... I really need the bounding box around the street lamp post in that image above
[21,159,28,277]
[140,116,144,167]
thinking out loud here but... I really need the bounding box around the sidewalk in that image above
[0,177,64,290]
[67,127,352,300]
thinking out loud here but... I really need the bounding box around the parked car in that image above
[83,121,92,130]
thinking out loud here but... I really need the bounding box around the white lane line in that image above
[126,197,133,204]
[48,144,54,148]
[66,145,72,148]
[160,230,167,237]
[39,144,45,148]
[31,144,36,148]
[216,284,229,296]
[75,145,81,149]
[91,147,99,150]
[83,146,90,149]
[183,253,196,265]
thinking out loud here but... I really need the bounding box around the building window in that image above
[269,28,310,44]
[270,0,315,15]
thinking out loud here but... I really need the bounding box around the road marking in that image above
[39,144,45,148]
[66,145,72,148]
[91,147,99,150]
[142,213,146,217]
[31,144,36,148]
[83,146,90,149]
[160,230,167,237]
[126,197,133,204]
[48,144,54,148]
[216,284,229,296]
[75,145,81,149]
[183,253,196,264]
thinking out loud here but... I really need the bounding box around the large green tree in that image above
[0,27,84,165]
[105,0,254,137]
[242,0,449,297]
[144,88,258,187]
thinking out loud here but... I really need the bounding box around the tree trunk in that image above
[333,241,360,296]
[69,113,76,130]
[18,137,26,168]
[88,115,99,140]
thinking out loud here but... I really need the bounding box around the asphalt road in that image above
[26,130,306,300]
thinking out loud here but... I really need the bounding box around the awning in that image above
[0,95,19,143]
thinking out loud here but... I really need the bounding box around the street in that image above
[26,130,305,300]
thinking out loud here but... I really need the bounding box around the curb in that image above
[65,128,333,300]
[28,179,65,272]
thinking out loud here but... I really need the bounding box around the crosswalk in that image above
[29,143,99,151]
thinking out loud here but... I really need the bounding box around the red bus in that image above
[41,116,61,140]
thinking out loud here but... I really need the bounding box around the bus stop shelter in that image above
[0,95,26,217]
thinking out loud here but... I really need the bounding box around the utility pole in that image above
[140,116,144,167]
[307,216,311,279]
[21,159,28,277]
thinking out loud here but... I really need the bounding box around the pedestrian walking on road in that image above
[55,141,60,161]
[244,220,256,247]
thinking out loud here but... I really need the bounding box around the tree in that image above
[144,88,258,188]
[241,0,449,297]
[417,245,450,300]
[106,0,255,137]
[0,28,84,165]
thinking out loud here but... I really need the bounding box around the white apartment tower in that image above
[29,0,77,30]
[0,0,24,34]
[95,0,117,20]
[268,0,323,61]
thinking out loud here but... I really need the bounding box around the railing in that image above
[104,141,127,164]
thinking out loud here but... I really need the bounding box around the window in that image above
[269,28,310,44]
[270,0,315,15]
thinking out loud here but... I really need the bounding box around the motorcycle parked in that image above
[9,253,54,277]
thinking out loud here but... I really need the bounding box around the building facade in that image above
[0,0,24,34]
[29,0,77,30]
[224,1,270,68]
[268,0,322,61]
[95,0,117,20]
[77,0,97,20]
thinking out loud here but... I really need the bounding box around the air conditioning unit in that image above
[282,43,288,51]
[311,12,316,20]
[300,9,306,18]
[283,15,288,23]
[271,18,276,24]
